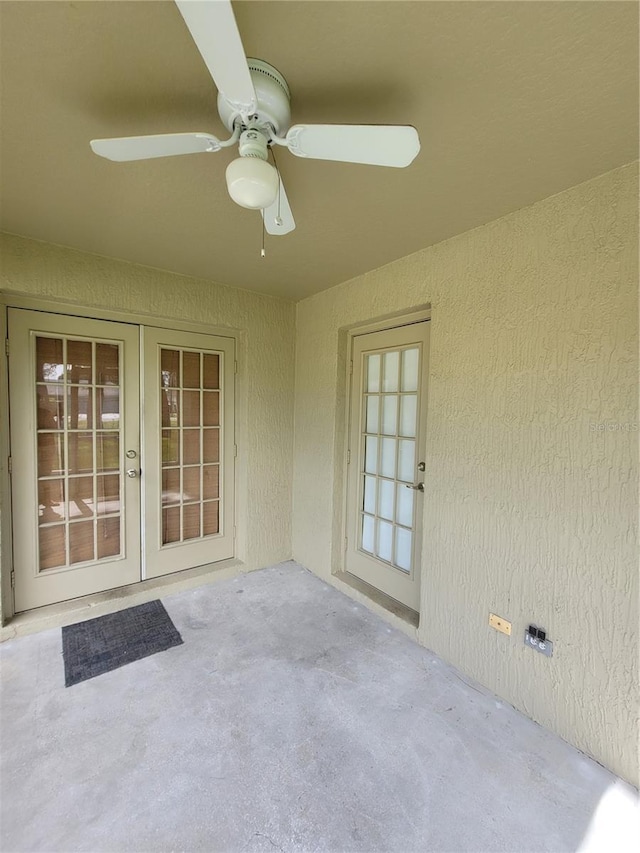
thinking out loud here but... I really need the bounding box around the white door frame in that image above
[0,293,242,621]
[339,310,431,615]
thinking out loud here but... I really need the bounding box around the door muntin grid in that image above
[358,346,421,574]
[159,347,223,547]
[34,334,123,573]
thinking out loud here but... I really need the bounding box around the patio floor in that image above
[0,561,635,852]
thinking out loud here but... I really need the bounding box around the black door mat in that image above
[62,599,183,687]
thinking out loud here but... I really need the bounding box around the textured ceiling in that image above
[0,1,637,301]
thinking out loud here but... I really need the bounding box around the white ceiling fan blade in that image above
[90,132,222,162]
[261,176,295,236]
[175,0,257,118]
[285,124,420,168]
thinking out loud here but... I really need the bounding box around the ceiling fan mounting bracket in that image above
[218,59,291,138]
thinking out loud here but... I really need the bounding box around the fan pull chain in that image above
[270,147,283,226]
[261,216,266,258]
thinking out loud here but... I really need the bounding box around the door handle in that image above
[126,468,139,478]
[405,482,424,492]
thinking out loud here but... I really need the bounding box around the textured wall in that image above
[1,164,637,785]
[0,234,296,607]
[292,162,639,785]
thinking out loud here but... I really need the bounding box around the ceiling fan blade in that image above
[285,124,420,168]
[175,0,257,118]
[261,176,295,236]
[90,132,222,162]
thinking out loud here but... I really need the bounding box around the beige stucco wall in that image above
[1,163,637,784]
[292,162,639,785]
[0,233,296,613]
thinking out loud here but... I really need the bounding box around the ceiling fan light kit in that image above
[89,0,421,236]
[226,155,279,210]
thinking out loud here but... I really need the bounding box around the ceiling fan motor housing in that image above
[218,59,291,137]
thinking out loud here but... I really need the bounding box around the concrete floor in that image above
[1,562,636,853]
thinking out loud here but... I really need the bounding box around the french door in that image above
[345,321,430,611]
[8,309,235,612]
[142,327,235,577]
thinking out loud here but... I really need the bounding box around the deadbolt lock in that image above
[126,450,137,459]
[418,462,425,472]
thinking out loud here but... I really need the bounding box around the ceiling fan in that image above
[90,0,420,236]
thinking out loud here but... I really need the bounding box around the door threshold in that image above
[1,558,245,641]
[333,570,420,631]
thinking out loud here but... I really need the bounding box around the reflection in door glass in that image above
[160,348,222,546]
[96,343,119,385]
[35,337,64,383]
[66,340,92,384]
[35,336,123,571]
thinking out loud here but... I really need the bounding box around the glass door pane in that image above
[359,346,421,575]
[143,327,235,579]
[35,335,123,572]
[159,348,221,546]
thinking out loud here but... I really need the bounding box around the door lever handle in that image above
[405,482,424,492]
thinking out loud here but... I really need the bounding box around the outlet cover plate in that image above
[489,613,512,635]
[524,630,553,657]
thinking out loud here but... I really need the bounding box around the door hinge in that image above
[233,525,237,540]
[346,449,351,464]
[234,360,238,374]
[10,570,15,589]
[349,360,353,375]
[344,537,348,552]
[7,456,12,474]
[233,444,238,458]
[4,339,8,357]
